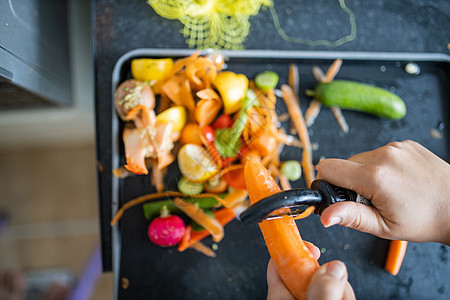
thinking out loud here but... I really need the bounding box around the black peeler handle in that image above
[239,179,372,223]
[311,180,372,214]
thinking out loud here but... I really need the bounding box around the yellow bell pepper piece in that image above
[131,58,174,81]
[213,71,248,115]
[156,106,187,133]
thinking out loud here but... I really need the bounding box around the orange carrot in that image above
[219,189,248,208]
[219,164,244,177]
[195,99,222,126]
[252,132,278,158]
[178,208,235,252]
[330,106,349,133]
[288,64,300,95]
[173,197,224,242]
[385,240,408,276]
[304,65,324,127]
[279,174,292,191]
[185,57,217,90]
[167,51,200,77]
[324,59,343,82]
[150,160,166,192]
[291,206,315,220]
[190,241,216,257]
[281,85,315,187]
[275,130,302,148]
[305,60,343,127]
[305,100,322,127]
[267,163,281,178]
[112,167,133,179]
[161,74,196,115]
[245,159,319,300]
[311,66,325,83]
[322,59,350,132]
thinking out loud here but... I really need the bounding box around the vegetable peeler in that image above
[239,180,371,223]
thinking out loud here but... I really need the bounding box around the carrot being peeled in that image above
[385,240,408,276]
[245,159,319,300]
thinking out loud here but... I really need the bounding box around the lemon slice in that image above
[156,106,187,133]
[178,144,219,183]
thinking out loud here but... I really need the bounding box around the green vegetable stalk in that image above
[214,90,257,157]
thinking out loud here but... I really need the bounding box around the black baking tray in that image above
[107,49,450,299]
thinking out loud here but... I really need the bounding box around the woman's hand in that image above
[267,242,355,300]
[317,140,450,245]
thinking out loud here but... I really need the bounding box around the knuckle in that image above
[316,159,331,177]
[363,164,386,186]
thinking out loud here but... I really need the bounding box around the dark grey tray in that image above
[109,49,450,299]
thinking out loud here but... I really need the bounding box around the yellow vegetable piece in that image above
[177,144,220,183]
[156,106,187,133]
[213,71,248,115]
[131,58,174,81]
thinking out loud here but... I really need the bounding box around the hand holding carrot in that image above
[267,248,356,300]
[317,140,450,246]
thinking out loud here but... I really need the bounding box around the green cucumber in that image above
[311,80,406,120]
[178,176,204,195]
[255,71,279,91]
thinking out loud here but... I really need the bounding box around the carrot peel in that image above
[178,208,235,252]
[173,197,224,242]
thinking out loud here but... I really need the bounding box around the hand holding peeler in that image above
[239,179,371,223]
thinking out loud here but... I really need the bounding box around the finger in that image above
[304,241,321,260]
[316,159,368,195]
[348,150,376,163]
[320,201,388,238]
[267,259,295,300]
[343,281,356,300]
[307,260,348,300]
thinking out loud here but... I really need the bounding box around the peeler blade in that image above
[239,188,322,223]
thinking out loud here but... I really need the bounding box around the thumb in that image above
[307,261,348,300]
[320,201,386,237]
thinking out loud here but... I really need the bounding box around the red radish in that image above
[148,207,185,247]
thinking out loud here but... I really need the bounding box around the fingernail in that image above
[326,261,347,280]
[324,217,341,228]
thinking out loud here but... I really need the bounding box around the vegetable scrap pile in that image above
[112,52,407,258]
[112,52,316,256]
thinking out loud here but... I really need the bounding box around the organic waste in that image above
[112,51,313,255]
[112,52,408,264]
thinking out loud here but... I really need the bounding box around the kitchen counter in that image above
[91,1,450,299]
